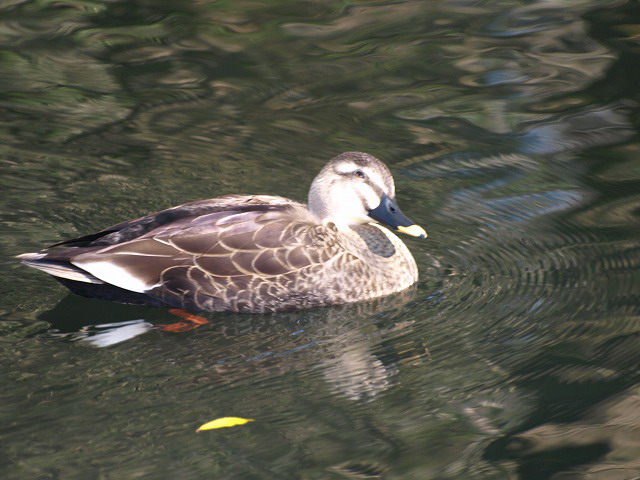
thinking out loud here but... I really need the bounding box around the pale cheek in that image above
[332,184,355,206]
[331,185,370,224]
[361,187,381,211]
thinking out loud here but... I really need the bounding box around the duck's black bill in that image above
[367,194,427,239]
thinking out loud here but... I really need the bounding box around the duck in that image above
[18,152,427,313]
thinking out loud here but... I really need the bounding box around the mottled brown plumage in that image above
[18,152,426,313]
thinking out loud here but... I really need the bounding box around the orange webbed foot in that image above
[157,308,209,333]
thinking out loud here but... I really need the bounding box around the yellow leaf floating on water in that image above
[196,417,255,432]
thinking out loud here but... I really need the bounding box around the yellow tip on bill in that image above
[397,224,427,238]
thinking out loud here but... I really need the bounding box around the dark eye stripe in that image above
[368,182,384,197]
[337,169,386,197]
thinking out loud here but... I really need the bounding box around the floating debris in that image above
[196,417,254,432]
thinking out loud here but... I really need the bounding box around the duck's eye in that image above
[353,170,366,180]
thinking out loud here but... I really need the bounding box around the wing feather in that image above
[61,202,347,311]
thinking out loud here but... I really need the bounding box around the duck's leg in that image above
[157,308,209,332]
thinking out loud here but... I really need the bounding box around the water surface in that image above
[1,0,640,478]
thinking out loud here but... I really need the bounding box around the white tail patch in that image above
[16,252,46,261]
[71,259,158,293]
[19,258,104,284]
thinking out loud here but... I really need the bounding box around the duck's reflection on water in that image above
[37,286,429,401]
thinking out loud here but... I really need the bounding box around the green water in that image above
[1,0,640,478]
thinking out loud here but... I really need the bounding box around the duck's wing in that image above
[49,195,298,248]
[64,201,346,312]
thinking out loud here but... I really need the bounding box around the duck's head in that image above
[308,152,427,238]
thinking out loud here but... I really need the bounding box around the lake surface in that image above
[1,0,640,478]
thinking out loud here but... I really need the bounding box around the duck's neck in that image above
[307,177,330,223]
[308,184,371,231]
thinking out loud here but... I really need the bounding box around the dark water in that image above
[1,0,640,478]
